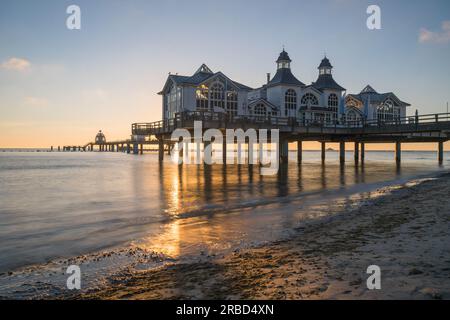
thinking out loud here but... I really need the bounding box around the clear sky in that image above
[1,0,449,149]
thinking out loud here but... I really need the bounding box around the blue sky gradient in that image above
[0,0,449,147]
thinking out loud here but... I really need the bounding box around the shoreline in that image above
[74,171,450,300]
[1,169,449,299]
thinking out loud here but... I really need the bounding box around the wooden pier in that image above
[60,139,164,155]
[130,111,450,164]
[55,112,449,165]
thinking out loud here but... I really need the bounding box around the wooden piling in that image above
[321,142,326,163]
[339,141,345,164]
[222,140,227,164]
[354,142,359,163]
[395,141,402,164]
[158,139,164,161]
[297,141,302,164]
[279,139,289,164]
[361,143,365,162]
[438,141,444,164]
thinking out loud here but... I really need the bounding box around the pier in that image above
[56,112,450,165]
[130,111,450,164]
[61,139,164,155]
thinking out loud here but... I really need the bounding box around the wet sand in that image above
[77,172,450,300]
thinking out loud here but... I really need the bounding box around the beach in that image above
[0,152,449,299]
[75,172,450,300]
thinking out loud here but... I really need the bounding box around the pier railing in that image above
[132,111,450,136]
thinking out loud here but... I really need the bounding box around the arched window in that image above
[285,89,297,116]
[254,103,267,117]
[210,82,225,110]
[346,109,361,122]
[301,93,319,106]
[376,99,398,122]
[226,91,238,117]
[328,94,339,108]
[196,85,209,111]
[167,84,180,119]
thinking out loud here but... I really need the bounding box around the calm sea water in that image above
[0,150,448,275]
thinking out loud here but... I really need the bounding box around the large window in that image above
[254,103,267,117]
[376,99,399,122]
[167,84,181,119]
[346,109,361,122]
[226,91,238,117]
[328,93,338,108]
[210,83,225,110]
[285,89,297,117]
[301,93,319,106]
[196,85,209,111]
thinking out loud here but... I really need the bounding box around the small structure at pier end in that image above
[95,130,106,144]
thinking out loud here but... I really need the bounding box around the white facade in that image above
[159,51,410,125]
[345,85,410,123]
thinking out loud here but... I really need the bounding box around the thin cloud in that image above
[24,96,49,107]
[1,57,31,71]
[419,21,450,44]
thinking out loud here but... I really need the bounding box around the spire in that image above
[360,85,377,94]
[268,48,304,87]
[313,56,345,91]
[276,48,292,69]
[318,56,333,73]
[194,63,213,75]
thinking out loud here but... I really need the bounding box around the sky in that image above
[0,0,449,150]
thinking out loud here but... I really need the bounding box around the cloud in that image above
[82,88,109,101]
[1,57,31,71]
[419,21,450,44]
[24,96,49,107]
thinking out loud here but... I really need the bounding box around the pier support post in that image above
[184,141,190,163]
[176,138,184,161]
[158,139,164,162]
[258,139,264,166]
[339,141,345,164]
[279,139,289,164]
[438,141,444,164]
[354,142,359,164]
[360,143,365,162]
[297,141,302,164]
[395,141,402,164]
[196,141,201,164]
[248,140,254,165]
[204,140,211,163]
[222,139,227,164]
[139,144,143,155]
[321,142,326,163]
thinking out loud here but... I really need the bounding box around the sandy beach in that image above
[71,171,450,300]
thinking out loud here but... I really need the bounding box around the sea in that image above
[0,149,448,298]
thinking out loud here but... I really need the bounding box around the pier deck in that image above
[57,112,450,165]
[131,112,450,164]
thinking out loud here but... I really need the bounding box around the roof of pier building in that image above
[311,57,345,92]
[158,64,253,94]
[348,85,411,106]
[267,49,305,88]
